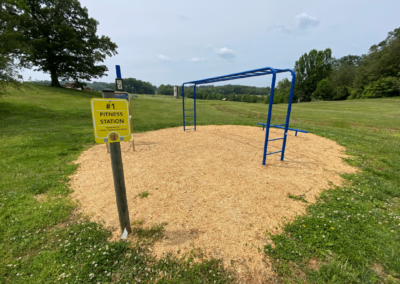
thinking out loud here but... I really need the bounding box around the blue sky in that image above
[22,0,400,87]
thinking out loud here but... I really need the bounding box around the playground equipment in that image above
[181,67,307,165]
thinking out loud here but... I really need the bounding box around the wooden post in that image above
[102,88,132,234]
[109,142,132,233]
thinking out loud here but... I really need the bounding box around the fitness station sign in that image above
[90,98,131,144]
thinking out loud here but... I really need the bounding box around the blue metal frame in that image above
[181,67,307,165]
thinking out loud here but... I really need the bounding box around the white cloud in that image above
[295,13,320,29]
[268,23,295,34]
[269,13,320,34]
[214,47,236,60]
[158,54,172,62]
[190,57,205,62]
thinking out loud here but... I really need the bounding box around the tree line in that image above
[295,27,400,102]
[1,0,398,102]
[159,27,400,104]
[157,84,271,103]
[84,78,156,94]
[27,78,156,94]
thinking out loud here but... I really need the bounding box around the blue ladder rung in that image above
[186,121,195,124]
[265,150,282,156]
[268,137,284,142]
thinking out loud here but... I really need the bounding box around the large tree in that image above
[1,0,117,87]
[294,48,333,101]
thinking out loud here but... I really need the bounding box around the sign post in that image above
[115,65,135,151]
[114,92,135,151]
[91,88,132,235]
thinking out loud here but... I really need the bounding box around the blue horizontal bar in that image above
[257,123,308,133]
[268,137,284,141]
[183,68,295,85]
[182,66,296,85]
[266,150,282,156]
[186,121,194,124]
[270,124,286,127]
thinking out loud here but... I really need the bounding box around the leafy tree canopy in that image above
[353,27,400,97]
[1,0,118,87]
[312,78,333,101]
[294,48,333,102]
[0,56,22,97]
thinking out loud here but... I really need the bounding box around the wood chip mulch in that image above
[70,125,357,281]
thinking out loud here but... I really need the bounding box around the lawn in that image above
[1,84,399,283]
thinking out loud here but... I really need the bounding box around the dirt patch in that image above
[34,194,46,203]
[308,258,321,270]
[70,125,357,281]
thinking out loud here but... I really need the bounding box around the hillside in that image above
[1,84,399,283]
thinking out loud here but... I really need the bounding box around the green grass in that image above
[1,84,400,283]
[138,191,150,199]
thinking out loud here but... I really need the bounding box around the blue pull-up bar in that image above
[181,66,307,165]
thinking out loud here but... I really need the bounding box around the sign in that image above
[114,92,129,102]
[115,78,124,91]
[90,98,131,144]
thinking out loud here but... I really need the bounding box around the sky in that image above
[22,0,400,88]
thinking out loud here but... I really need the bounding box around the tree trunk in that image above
[50,71,61,88]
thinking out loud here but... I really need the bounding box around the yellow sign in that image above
[90,98,131,144]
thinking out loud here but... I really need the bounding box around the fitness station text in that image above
[99,111,125,124]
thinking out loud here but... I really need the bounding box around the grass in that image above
[138,191,150,199]
[1,84,400,283]
[288,194,308,203]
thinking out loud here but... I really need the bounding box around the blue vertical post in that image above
[182,84,185,131]
[262,69,277,165]
[194,84,197,131]
[280,70,296,161]
[116,65,122,79]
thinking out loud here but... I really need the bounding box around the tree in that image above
[358,77,400,98]
[0,0,29,96]
[274,78,292,103]
[250,95,259,103]
[158,84,173,96]
[242,94,250,102]
[228,93,236,101]
[2,0,117,87]
[312,79,333,100]
[0,56,22,97]
[294,48,333,101]
[328,55,362,100]
[353,27,400,97]
[123,78,155,94]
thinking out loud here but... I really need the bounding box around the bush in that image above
[360,77,400,98]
